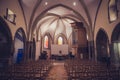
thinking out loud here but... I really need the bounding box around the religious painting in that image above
[108,0,118,22]
[4,8,16,24]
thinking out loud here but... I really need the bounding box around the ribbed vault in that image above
[19,0,101,41]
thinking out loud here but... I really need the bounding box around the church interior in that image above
[0,0,120,80]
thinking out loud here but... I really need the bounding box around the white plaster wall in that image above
[51,44,68,55]
[94,0,120,44]
[94,0,120,60]
[0,0,27,40]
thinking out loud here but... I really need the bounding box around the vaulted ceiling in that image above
[19,0,101,40]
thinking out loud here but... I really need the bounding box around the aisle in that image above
[45,62,68,80]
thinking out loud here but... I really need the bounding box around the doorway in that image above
[13,28,26,64]
[96,29,109,62]
[111,23,120,63]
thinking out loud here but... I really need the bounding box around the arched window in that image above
[108,0,118,22]
[44,35,49,48]
[58,36,63,45]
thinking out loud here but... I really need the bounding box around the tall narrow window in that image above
[108,0,118,22]
[58,36,63,45]
[44,35,48,48]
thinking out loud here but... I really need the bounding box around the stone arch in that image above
[0,16,12,66]
[13,27,26,63]
[31,4,92,42]
[96,28,109,62]
[111,23,120,63]
[111,23,120,42]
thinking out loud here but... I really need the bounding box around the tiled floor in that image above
[45,62,68,80]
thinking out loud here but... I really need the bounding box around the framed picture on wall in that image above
[108,0,118,23]
[4,8,16,24]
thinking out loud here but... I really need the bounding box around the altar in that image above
[50,54,68,60]
[51,44,68,60]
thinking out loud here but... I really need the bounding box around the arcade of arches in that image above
[0,0,120,80]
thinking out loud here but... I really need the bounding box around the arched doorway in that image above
[111,23,120,63]
[0,17,12,66]
[96,29,109,62]
[13,28,26,64]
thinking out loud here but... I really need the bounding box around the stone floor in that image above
[45,62,68,80]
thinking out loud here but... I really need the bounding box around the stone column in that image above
[88,41,95,60]
[26,41,34,61]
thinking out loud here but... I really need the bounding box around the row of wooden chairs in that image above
[65,59,120,80]
[0,60,52,80]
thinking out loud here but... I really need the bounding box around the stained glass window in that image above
[58,36,63,45]
[44,35,48,48]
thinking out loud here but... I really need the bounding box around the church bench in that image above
[0,60,52,80]
[65,60,119,80]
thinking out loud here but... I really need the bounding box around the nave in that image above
[0,0,120,80]
[45,61,68,80]
[0,59,120,80]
